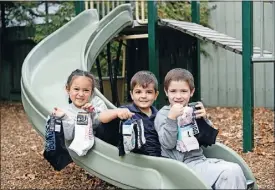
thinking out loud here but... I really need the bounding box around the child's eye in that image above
[74,88,79,91]
[147,91,153,94]
[135,91,141,94]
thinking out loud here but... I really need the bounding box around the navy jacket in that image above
[96,104,161,157]
[121,104,161,157]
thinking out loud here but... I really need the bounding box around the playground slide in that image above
[21,4,257,189]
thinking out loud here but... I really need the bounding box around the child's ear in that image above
[164,89,168,96]
[66,85,70,93]
[130,90,133,99]
[190,88,195,97]
[154,91,159,100]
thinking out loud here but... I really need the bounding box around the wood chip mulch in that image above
[1,102,274,189]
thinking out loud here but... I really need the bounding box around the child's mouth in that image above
[139,101,149,103]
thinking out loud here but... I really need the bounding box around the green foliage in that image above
[34,2,75,42]
[158,1,213,28]
[158,1,216,57]
[91,41,124,78]
[4,1,75,42]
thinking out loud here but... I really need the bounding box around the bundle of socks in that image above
[68,112,95,156]
[176,106,200,152]
[43,115,73,171]
[120,118,146,155]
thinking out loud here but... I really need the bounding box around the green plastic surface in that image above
[21,4,257,189]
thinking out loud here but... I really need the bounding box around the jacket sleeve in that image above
[61,114,75,141]
[91,96,108,129]
[154,112,178,149]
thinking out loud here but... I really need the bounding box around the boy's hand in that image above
[81,103,94,112]
[53,107,65,118]
[117,108,135,120]
[194,102,207,119]
[168,103,184,120]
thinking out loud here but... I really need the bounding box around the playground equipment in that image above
[242,1,275,152]
[21,2,262,189]
[76,0,275,153]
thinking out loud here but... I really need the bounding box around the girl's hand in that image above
[168,103,184,120]
[117,108,135,120]
[194,102,207,119]
[81,103,94,113]
[53,107,65,118]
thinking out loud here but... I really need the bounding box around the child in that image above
[154,68,247,189]
[53,69,107,155]
[98,71,161,157]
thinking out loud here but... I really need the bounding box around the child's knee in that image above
[221,163,244,180]
[230,163,244,176]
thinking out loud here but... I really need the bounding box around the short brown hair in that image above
[130,71,158,91]
[164,68,195,91]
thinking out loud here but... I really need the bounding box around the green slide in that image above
[21,4,257,189]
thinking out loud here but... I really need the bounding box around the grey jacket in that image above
[154,105,208,163]
[61,96,107,140]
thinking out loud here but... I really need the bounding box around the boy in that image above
[154,68,247,189]
[97,71,161,157]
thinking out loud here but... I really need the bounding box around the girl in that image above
[53,69,107,156]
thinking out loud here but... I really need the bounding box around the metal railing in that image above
[252,0,275,63]
[135,1,148,24]
[83,1,148,24]
[84,1,128,19]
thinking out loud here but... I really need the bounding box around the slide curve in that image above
[21,4,257,189]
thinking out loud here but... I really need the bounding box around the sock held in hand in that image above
[68,112,94,156]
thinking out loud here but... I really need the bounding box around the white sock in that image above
[122,121,135,154]
[69,112,94,156]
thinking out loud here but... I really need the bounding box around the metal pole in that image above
[273,1,275,56]
[242,1,254,152]
[260,0,264,56]
[148,1,160,108]
[74,1,84,15]
[191,1,201,102]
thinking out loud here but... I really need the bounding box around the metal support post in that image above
[252,1,275,63]
[191,1,201,102]
[74,1,85,15]
[273,1,275,56]
[242,1,254,152]
[260,0,265,57]
[148,1,160,108]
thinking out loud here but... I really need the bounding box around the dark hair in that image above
[130,70,158,91]
[66,69,97,103]
[164,68,195,91]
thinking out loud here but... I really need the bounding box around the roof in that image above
[159,19,273,56]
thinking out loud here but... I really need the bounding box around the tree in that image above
[3,1,75,42]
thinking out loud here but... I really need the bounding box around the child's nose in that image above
[175,92,182,98]
[78,91,84,96]
[141,92,146,97]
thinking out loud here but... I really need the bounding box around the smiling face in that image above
[130,83,159,114]
[66,76,93,108]
[165,80,195,107]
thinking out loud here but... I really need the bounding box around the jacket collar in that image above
[127,103,158,117]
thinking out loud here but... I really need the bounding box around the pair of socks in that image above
[121,119,146,154]
[176,106,200,152]
[122,119,136,154]
[43,115,73,171]
[68,112,95,156]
